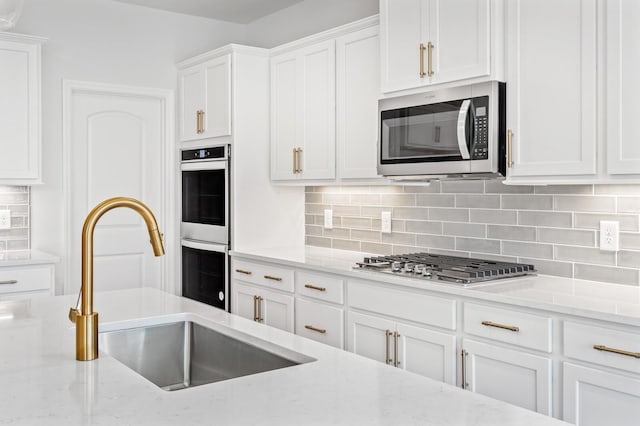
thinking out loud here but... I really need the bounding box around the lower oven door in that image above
[181,239,228,311]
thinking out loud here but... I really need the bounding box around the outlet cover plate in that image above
[324,209,333,229]
[600,220,619,252]
[381,211,392,234]
[0,210,10,230]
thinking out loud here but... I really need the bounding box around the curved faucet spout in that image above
[70,197,165,361]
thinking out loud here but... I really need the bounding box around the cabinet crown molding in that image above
[177,43,269,69]
[0,31,47,44]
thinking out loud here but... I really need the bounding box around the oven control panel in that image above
[181,146,226,161]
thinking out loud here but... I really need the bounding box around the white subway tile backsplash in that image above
[484,181,533,194]
[416,194,455,207]
[519,258,574,278]
[535,185,594,195]
[429,207,469,222]
[382,232,416,246]
[574,213,639,231]
[555,246,617,266]
[620,233,640,250]
[441,180,484,193]
[0,186,29,252]
[537,228,595,246]
[332,239,361,251]
[416,234,455,250]
[554,195,616,213]
[470,209,518,225]
[617,197,640,213]
[393,207,429,220]
[502,241,554,259]
[405,220,443,235]
[443,222,486,238]
[455,194,500,209]
[518,211,573,228]
[380,194,416,206]
[574,264,639,286]
[456,237,501,254]
[487,225,536,241]
[618,250,640,268]
[502,195,553,210]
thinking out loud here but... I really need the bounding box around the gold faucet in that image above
[68,197,165,361]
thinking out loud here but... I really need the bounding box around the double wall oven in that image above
[180,145,229,311]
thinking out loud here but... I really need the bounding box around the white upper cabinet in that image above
[0,33,45,184]
[506,0,597,180]
[271,40,336,181]
[606,0,640,175]
[178,54,231,142]
[380,0,492,93]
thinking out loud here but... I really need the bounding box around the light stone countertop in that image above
[230,246,640,327]
[0,249,59,267]
[0,288,567,425]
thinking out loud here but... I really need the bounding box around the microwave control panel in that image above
[472,102,489,160]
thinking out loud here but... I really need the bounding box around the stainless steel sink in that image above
[99,320,314,391]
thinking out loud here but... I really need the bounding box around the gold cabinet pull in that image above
[427,41,434,76]
[0,280,17,285]
[235,269,252,275]
[199,110,205,133]
[296,148,303,173]
[292,148,297,174]
[481,321,520,332]
[385,329,393,365]
[264,275,282,282]
[304,325,326,334]
[252,295,259,321]
[257,296,264,322]
[593,345,640,359]
[304,284,326,292]
[195,110,200,134]
[461,349,468,389]
[507,129,513,168]
[419,43,426,77]
[393,331,401,367]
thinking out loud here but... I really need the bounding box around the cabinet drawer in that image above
[348,280,456,330]
[463,303,552,353]
[232,259,294,293]
[295,271,344,304]
[0,265,53,295]
[295,298,344,349]
[564,321,640,374]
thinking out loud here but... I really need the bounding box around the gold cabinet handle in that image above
[385,329,393,365]
[461,349,468,389]
[419,43,426,78]
[264,275,282,282]
[253,295,259,321]
[393,331,401,367]
[296,148,303,173]
[507,129,513,168]
[593,345,640,359]
[0,280,17,285]
[199,110,206,134]
[304,284,326,292]
[235,269,252,275]
[196,110,200,134]
[257,296,264,322]
[292,148,297,174]
[304,325,326,334]
[427,41,434,76]
[481,321,520,332]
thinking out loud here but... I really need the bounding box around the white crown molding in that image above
[176,43,269,69]
[0,31,47,44]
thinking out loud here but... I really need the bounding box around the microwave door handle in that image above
[456,100,472,160]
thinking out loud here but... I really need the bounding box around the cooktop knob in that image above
[391,261,402,272]
[403,263,414,273]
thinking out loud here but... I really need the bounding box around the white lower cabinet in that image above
[295,298,344,349]
[461,338,552,415]
[0,264,55,298]
[563,363,640,426]
[232,282,294,333]
[347,311,456,384]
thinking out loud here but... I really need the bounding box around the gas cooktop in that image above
[355,253,536,286]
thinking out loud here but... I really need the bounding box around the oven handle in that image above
[181,161,227,172]
[181,239,228,254]
[456,99,472,160]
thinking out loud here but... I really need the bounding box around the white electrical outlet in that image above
[381,211,392,234]
[600,220,619,252]
[0,210,10,230]
[324,209,333,229]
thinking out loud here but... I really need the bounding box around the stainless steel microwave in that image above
[378,81,506,180]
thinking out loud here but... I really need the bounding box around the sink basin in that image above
[99,320,314,391]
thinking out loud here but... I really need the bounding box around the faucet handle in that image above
[68,307,79,324]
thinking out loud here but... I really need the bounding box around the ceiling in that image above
[113,0,307,24]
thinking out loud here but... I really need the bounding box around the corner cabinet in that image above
[0,33,45,185]
[178,54,231,142]
[379,0,494,93]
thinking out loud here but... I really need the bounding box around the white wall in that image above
[245,0,378,48]
[12,0,247,294]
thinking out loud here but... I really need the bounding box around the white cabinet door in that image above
[336,26,380,180]
[563,363,640,426]
[261,289,294,333]
[347,311,396,365]
[429,0,490,85]
[295,298,344,349]
[463,339,552,415]
[232,281,259,321]
[380,0,428,93]
[506,0,597,178]
[606,0,640,175]
[202,54,231,139]
[0,35,43,183]
[396,322,456,385]
[179,64,205,142]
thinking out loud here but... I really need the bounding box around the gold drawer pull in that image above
[235,269,252,275]
[427,41,434,76]
[593,345,640,359]
[264,275,282,282]
[0,280,17,285]
[304,284,326,292]
[304,325,326,334]
[481,321,519,332]
[419,43,426,77]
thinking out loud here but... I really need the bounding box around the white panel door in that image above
[463,339,552,415]
[506,0,597,178]
[179,64,204,142]
[270,52,299,180]
[429,0,490,85]
[606,0,640,175]
[297,40,336,180]
[68,88,165,295]
[202,54,231,139]
[563,363,640,426]
[261,289,294,333]
[396,322,457,385]
[336,26,381,180]
[347,311,396,365]
[231,281,260,321]
[380,0,428,92]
